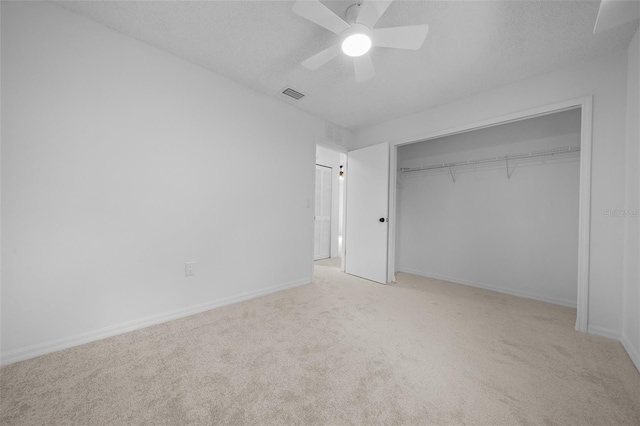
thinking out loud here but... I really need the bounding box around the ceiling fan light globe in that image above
[341,33,372,57]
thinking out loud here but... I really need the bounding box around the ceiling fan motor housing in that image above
[342,22,372,39]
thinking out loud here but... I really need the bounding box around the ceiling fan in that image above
[293,0,429,82]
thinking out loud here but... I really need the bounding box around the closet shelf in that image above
[399,145,581,174]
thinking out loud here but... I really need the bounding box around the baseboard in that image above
[0,278,310,367]
[397,268,577,308]
[587,325,621,341]
[621,334,640,373]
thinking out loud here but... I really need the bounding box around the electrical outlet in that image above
[185,262,195,277]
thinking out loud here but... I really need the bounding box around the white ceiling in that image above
[53,1,639,131]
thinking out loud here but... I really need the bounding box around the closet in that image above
[396,109,581,307]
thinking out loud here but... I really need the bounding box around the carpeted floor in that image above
[314,256,341,268]
[1,262,639,425]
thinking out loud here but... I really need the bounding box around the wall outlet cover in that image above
[185,262,195,277]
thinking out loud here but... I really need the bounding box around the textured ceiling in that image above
[53,1,639,131]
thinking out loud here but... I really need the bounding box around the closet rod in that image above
[399,145,580,173]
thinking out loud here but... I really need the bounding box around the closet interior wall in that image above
[396,109,581,307]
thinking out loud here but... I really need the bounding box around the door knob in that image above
[379,217,386,223]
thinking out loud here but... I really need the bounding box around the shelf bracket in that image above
[448,165,456,183]
[506,158,516,179]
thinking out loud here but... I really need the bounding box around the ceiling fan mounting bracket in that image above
[345,2,363,24]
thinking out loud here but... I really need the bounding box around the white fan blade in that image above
[356,0,393,29]
[292,0,351,35]
[353,52,375,82]
[301,44,341,70]
[372,24,429,50]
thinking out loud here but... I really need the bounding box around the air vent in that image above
[281,87,305,100]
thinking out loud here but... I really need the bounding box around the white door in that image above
[314,165,332,260]
[345,142,389,283]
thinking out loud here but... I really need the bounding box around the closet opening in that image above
[388,97,592,332]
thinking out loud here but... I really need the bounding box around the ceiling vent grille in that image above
[281,87,305,100]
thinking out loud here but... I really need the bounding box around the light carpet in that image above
[1,262,638,425]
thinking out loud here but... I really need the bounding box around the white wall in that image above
[397,110,581,307]
[0,2,343,364]
[622,28,640,371]
[354,49,629,338]
[316,145,343,258]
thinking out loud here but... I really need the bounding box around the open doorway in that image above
[314,144,347,272]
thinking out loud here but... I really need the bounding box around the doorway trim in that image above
[389,96,592,333]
